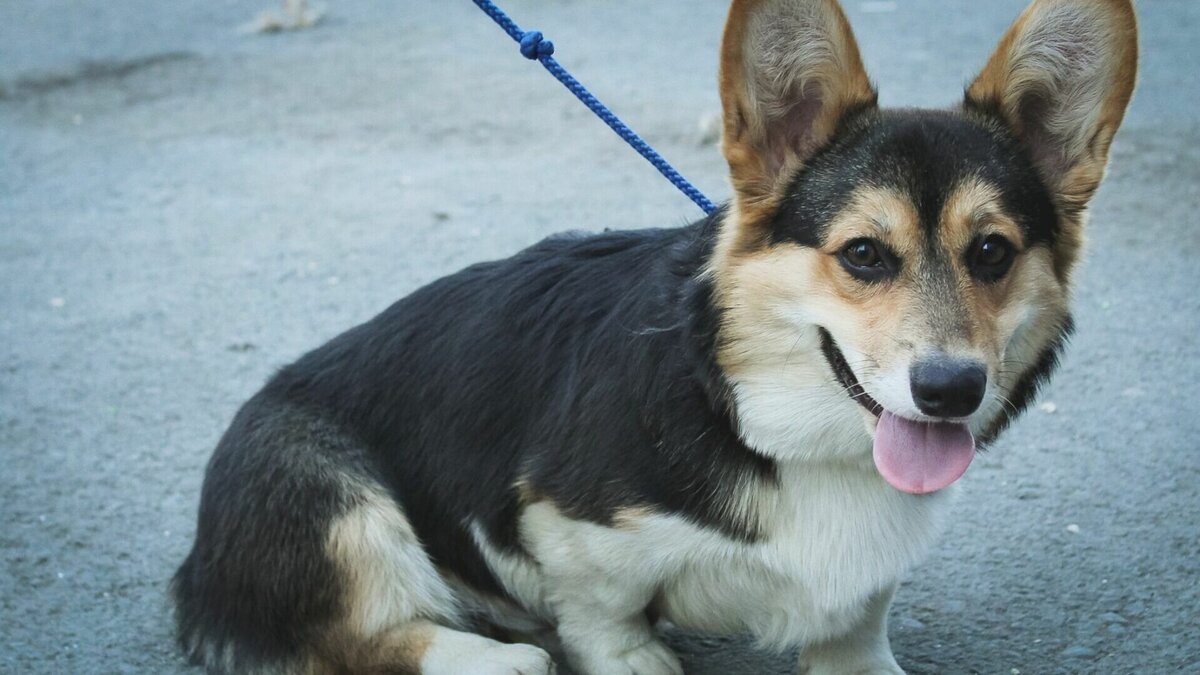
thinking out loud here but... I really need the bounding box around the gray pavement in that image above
[2,1,1198,673]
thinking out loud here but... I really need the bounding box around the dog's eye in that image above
[839,239,895,282]
[970,234,1016,281]
[844,240,881,267]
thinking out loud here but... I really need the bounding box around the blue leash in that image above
[469,0,718,215]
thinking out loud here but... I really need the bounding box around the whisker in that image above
[783,331,808,367]
[993,393,1021,417]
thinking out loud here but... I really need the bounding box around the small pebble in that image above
[1066,523,1081,534]
[696,111,722,146]
[240,0,325,34]
[1010,669,1021,675]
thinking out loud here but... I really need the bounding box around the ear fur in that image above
[719,0,876,240]
[966,0,1138,218]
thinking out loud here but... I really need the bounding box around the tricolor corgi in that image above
[172,0,1138,672]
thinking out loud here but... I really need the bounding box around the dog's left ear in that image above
[719,0,876,221]
[966,0,1138,218]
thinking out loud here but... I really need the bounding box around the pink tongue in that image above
[873,411,975,494]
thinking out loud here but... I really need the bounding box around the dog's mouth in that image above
[818,328,882,417]
[817,327,975,495]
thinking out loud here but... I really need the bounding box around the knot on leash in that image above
[519,31,554,60]
[470,0,717,214]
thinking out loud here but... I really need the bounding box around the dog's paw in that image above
[580,638,682,675]
[798,656,904,675]
[801,662,897,667]
[479,643,557,675]
[618,638,683,675]
[432,641,555,675]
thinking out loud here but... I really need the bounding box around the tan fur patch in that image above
[939,178,1025,255]
[323,488,460,671]
[819,187,922,259]
[513,476,543,506]
[612,505,658,531]
[352,622,433,675]
[816,187,926,367]
[713,186,925,389]
[984,247,1070,433]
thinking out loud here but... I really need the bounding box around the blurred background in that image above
[1,1,1197,672]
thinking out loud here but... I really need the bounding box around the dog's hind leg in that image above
[328,490,555,675]
[173,402,553,674]
[354,621,556,675]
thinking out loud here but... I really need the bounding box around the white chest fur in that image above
[656,463,952,647]
[492,463,952,651]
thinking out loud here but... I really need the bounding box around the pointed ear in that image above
[719,0,876,210]
[966,0,1138,216]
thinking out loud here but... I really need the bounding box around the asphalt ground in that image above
[2,1,1198,673]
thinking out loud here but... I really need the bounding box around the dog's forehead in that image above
[771,109,1058,248]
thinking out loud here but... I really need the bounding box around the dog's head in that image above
[710,0,1137,493]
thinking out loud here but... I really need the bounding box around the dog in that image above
[172,0,1138,672]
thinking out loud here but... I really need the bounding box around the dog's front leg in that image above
[553,591,682,675]
[522,502,682,675]
[797,585,904,675]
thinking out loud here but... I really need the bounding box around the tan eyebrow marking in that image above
[940,178,1024,254]
[823,185,922,257]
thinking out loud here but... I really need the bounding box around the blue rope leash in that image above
[469,0,718,215]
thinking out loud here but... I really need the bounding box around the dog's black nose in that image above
[910,355,987,418]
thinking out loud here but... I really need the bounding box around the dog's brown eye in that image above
[970,234,1015,281]
[844,241,881,268]
[839,238,896,282]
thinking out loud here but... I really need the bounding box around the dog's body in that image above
[173,1,1138,673]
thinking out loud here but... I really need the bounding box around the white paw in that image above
[476,642,556,675]
[578,638,682,675]
[798,655,904,675]
[426,640,554,675]
[802,667,904,675]
[618,638,683,675]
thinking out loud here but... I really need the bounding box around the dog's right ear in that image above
[719,0,876,217]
